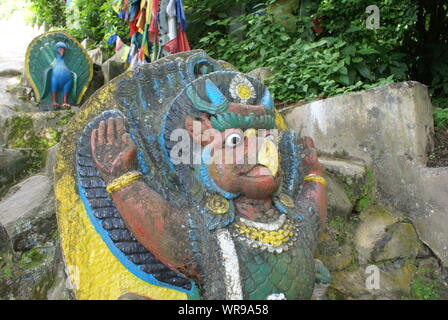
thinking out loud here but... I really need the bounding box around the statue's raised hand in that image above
[300,136,324,176]
[91,117,138,184]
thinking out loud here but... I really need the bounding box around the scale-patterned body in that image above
[233,221,316,299]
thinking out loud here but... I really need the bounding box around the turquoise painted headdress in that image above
[185,75,276,131]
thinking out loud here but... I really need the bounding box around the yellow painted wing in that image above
[54,72,188,300]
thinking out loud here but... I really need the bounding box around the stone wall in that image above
[281,81,448,266]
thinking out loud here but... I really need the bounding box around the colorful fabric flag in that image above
[112,0,190,64]
[119,45,131,62]
[115,36,124,52]
[149,0,160,42]
[164,24,190,54]
[108,34,118,46]
[176,0,187,32]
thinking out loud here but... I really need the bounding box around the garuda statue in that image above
[25,30,93,108]
[55,50,329,300]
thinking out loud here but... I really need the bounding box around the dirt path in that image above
[0,12,42,106]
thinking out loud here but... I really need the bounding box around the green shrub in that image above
[66,0,129,49]
[194,3,407,103]
[28,0,66,30]
[186,0,448,107]
[266,37,397,102]
[28,0,128,51]
[433,107,448,129]
[410,267,441,300]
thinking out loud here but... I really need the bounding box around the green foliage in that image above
[66,0,106,42]
[56,110,75,127]
[184,0,256,44]
[7,116,57,149]
[191,0,415,103]
[187,0,448,107]
[0,266,13,279]
[401,217,412,224]
[28,0,128,51]
[318,0,448,109]
[18,248,45,270]
[266,36,397,102]
[427,45,448,108]
[66,0,129,49]
[433,107,448,129]
[316,0,418,44]
[411,267,441,300]
[8,116,34,148]
[4,114,62,180]
[28,150,45,175]
[328,215,358,243]
[355,169,377,212]
[28,0,66,30]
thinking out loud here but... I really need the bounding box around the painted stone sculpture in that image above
[55,50,329,300]
[25,31,93,108]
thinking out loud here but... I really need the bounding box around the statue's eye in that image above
[225,133,243,147]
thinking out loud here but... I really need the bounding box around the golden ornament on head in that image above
[279,193,295,208]
[229,74,256,103]
[237,84,251,100]
[206,194,229,215]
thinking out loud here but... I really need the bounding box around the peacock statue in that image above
[25,31,93,109]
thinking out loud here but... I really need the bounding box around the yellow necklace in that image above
[233,218,296,247]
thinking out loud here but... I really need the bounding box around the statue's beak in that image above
[59,48,65,56]
[257,138,279,177]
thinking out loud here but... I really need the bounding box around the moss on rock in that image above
[4,111,75,150]
[18,248,46,270]
[354,168,377,212]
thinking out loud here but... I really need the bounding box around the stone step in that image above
[320,157,366,179]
